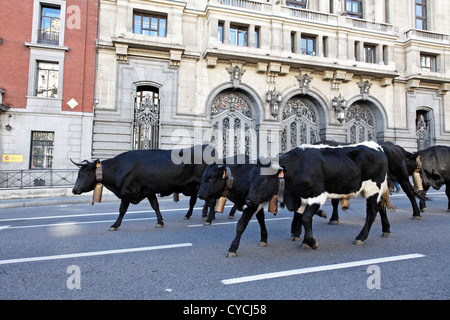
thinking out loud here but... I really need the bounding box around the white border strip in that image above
[221,253,425,285]
[0,243,193,265]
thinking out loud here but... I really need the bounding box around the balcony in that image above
[345,17,393,34]
[404,29,450,45]
[210,0,270,13]
[37,29,60,45]
[281,5,338,24]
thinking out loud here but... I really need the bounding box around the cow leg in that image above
[354,195,378,245]
[419,185,430,212]
[147,195,164,228]
[400,181,422,219]
[446,183,450,212]
[300,203,320,249]
[184,195,197,220]
[329,199,340,225]
[228,204,237,219]
[378,203,391,238]
[110,199,130,231]
[204,200,216,226]
[290,212,302,241]
[255,208,268,246]
[227,206,258,257]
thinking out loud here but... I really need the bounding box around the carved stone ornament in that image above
[227,65,245,88]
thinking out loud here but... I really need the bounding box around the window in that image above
[345,0,362,19]
[415,0,427,30]
[301,35,316,56]
[38,5,60,45]
[254,27,260,49]
[420,54,436,72]
[218,22,224,43]
[133,12,167,37]
[286,0,307,9]
[230,25,248,47]
[30,131,54,169]
[364,44,376,63]
[36,61,59,98]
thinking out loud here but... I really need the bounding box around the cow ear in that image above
[216,165,226,179]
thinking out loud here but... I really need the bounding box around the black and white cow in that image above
[279,141,392,249]
[323,141,425,223]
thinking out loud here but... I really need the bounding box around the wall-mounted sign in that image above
[2,154,23,162]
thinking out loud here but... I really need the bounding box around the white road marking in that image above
[0,206,210,222]
[0,243,193,266]
[188,217,291,228]
[221,253,425,285]
[1,217,156,230]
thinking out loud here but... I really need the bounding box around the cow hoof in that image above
[204,221,211,226]
[411,215,422,220]
[260,241,268,247]
[109,226,118,231]
[329,220,339,225]
[292,236,301,242]
[298,241,318,250]
[353,239,365,246]
[156,224,164,228]
[229,215,234,219]
[184,216,190,220]
[226,252,237,258]
[381,232,391,238]
[317,210,327,219]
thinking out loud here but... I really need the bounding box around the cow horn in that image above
[70,158,89,167]
[270,162,282,171]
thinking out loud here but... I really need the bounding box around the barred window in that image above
[30,131,54,169]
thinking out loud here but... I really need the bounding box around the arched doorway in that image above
[210,90,257,159]
[281,96,320,152]
[133,84,160,150]
[416,108,433,150]
[345,102,376,143]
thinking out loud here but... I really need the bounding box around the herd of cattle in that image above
[71,142,450,257]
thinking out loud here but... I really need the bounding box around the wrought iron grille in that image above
[0,169,78,189]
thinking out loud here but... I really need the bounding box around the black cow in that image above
[197,156,276,257]
[410,145,450,212]
[279,141,392,249]
[323,141,424,223]
[72,144,216,230]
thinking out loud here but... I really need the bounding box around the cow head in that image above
[71,159,100,195]
[245,162,281,207]
[197,164,227,200]
[278,155,303,212]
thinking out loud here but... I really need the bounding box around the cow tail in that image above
[381,188,396,212]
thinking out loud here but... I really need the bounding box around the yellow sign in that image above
[2,155,24,162]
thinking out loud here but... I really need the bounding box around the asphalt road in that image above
[0,189,448,302]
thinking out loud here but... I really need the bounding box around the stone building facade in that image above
[93,0,449,160]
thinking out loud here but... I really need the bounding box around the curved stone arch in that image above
[205,82,263,158]
[279,88,330,129]
[345,94,389,133]
[205,82,264,125]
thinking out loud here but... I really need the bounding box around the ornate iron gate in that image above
[133,86,160,150]
[281,97,320,152]
[345,103,376,143]
[210,91,256,158]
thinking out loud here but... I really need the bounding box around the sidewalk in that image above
[0,187,119,209]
